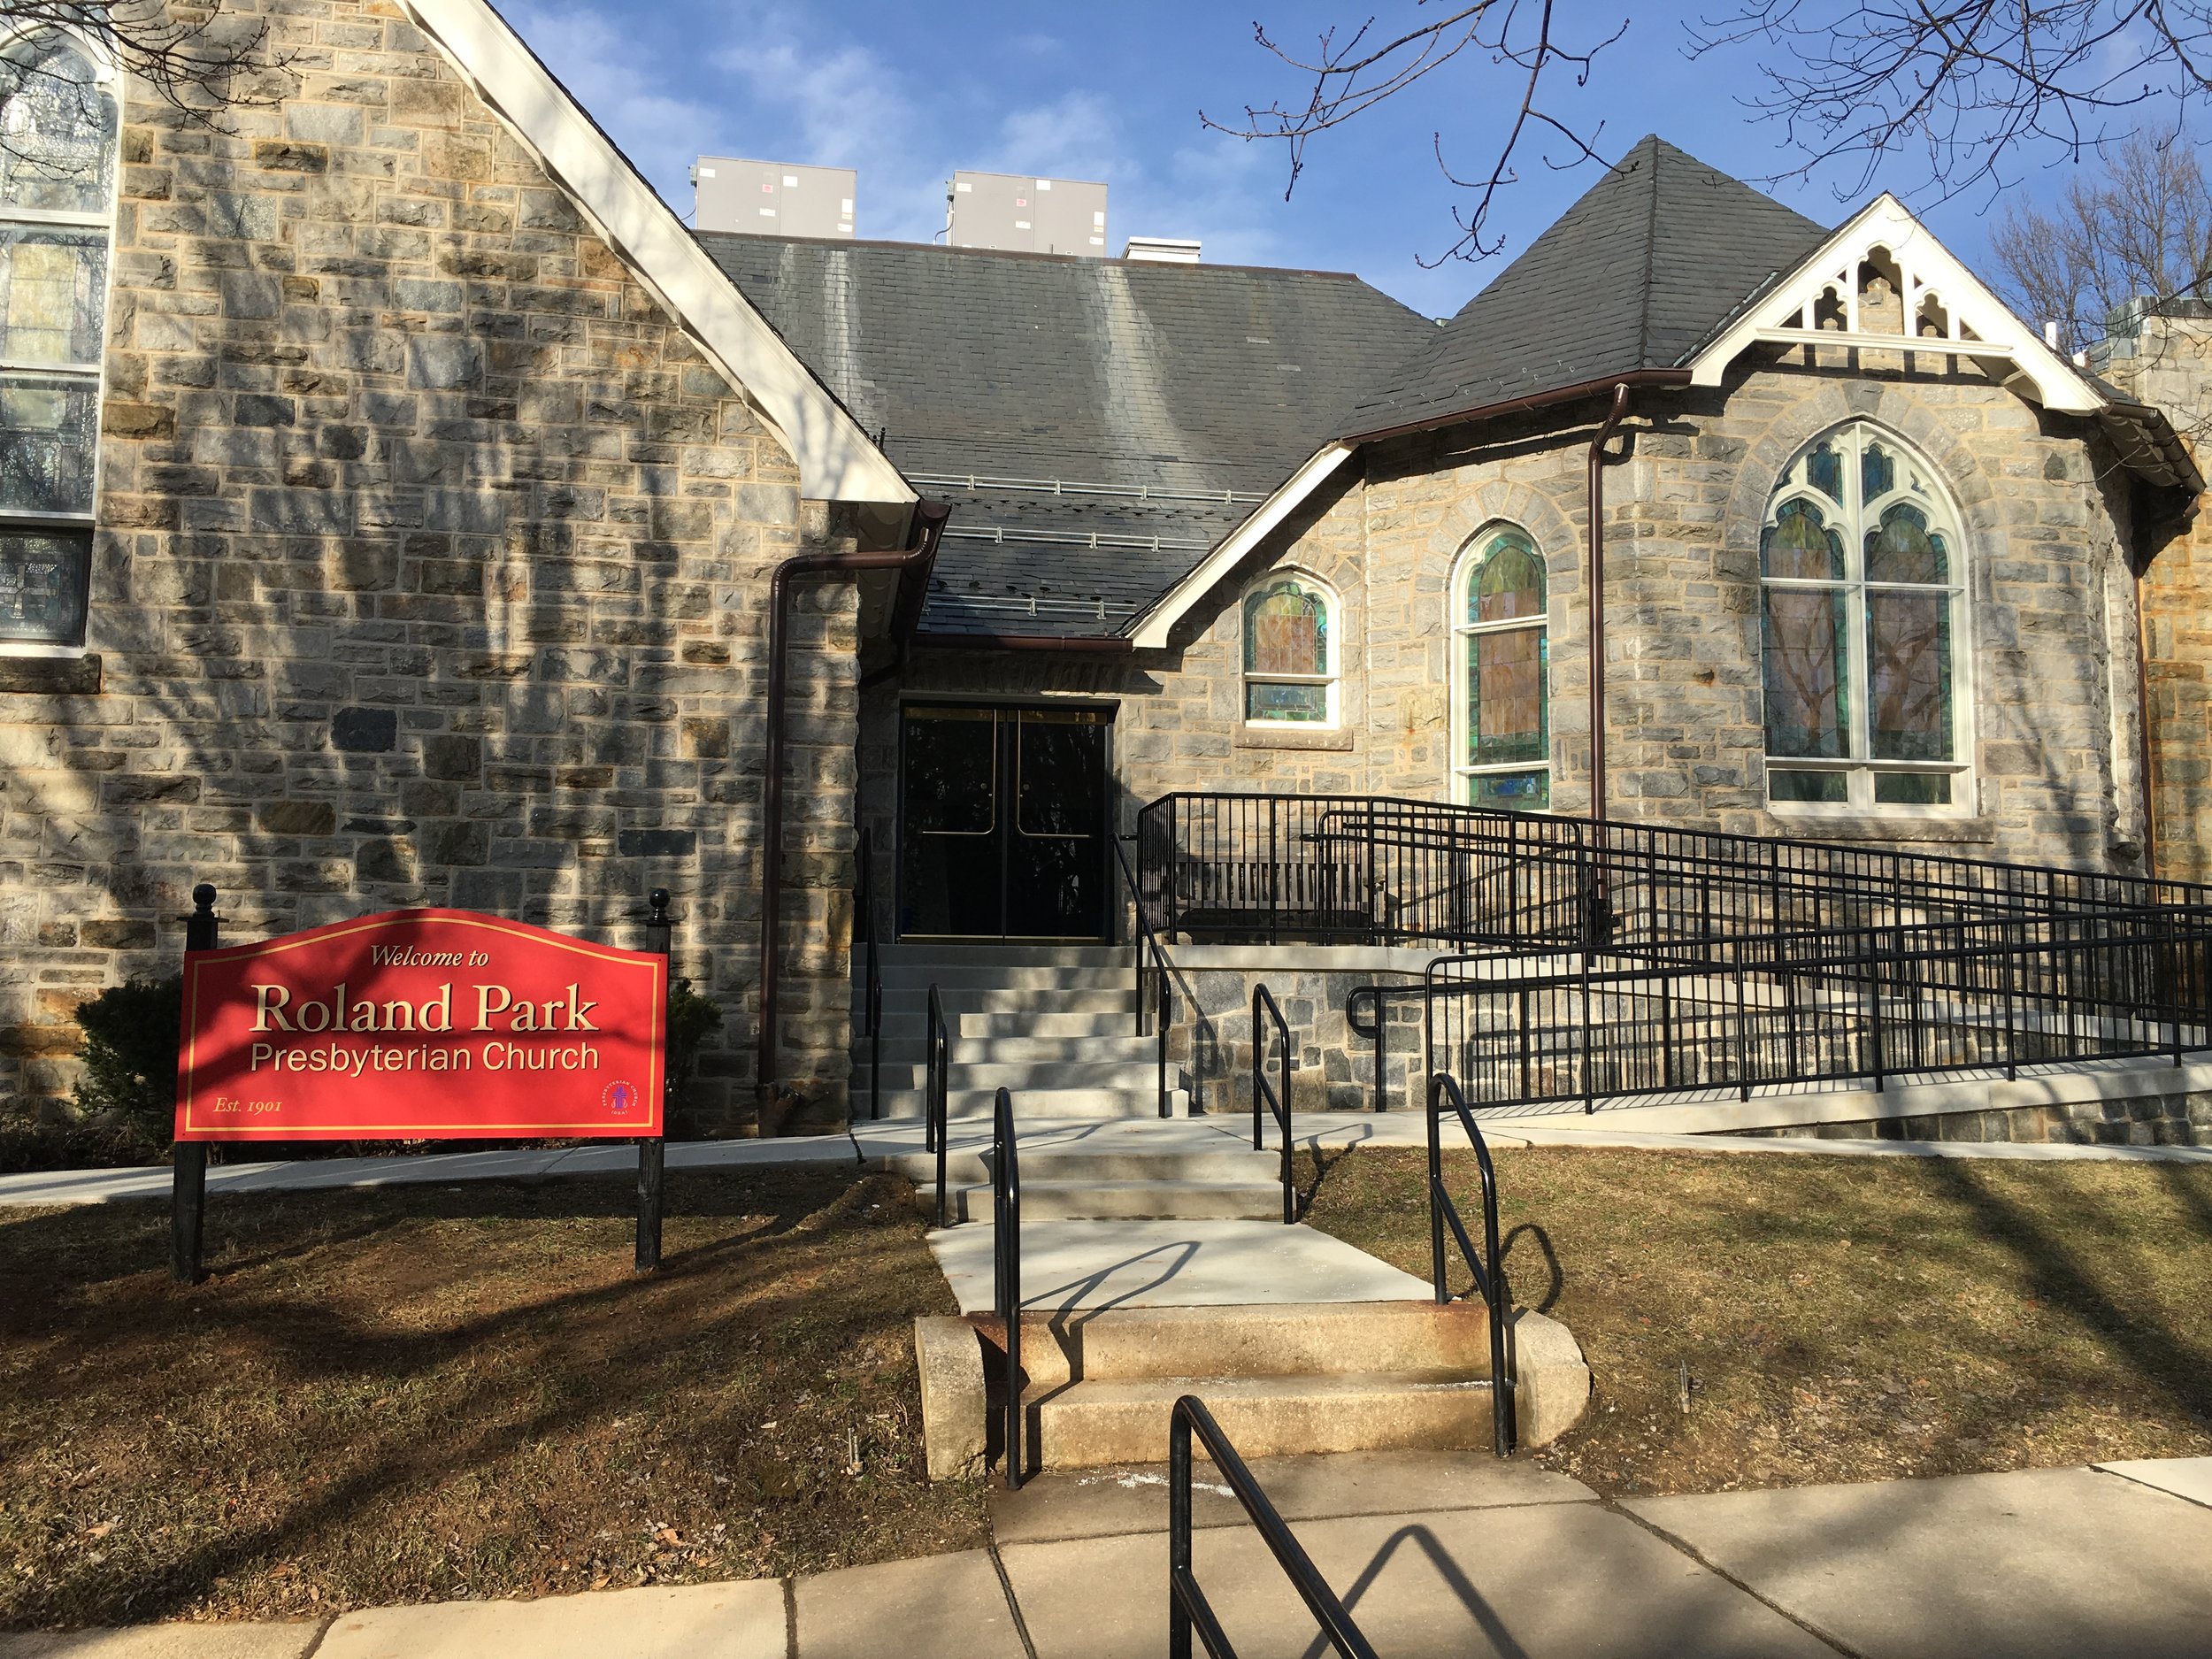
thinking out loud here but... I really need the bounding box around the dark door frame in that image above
[895,696,1119,942]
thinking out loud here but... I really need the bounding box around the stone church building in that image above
[0,0,2198,1132]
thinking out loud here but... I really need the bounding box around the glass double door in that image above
[899,703,1112,941]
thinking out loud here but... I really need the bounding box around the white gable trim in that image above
[402,0,913,505]
[1686,194,2102,416]
[1127,444,1353,649]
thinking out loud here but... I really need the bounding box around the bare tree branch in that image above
[1200,0,1627,263]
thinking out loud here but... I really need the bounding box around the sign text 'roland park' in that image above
[175,910,668,1141]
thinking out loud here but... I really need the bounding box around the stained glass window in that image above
[1761,424,1964,810]
[0,29,114,650]
[1241,574,1336,724]
[1452,526,1549,810]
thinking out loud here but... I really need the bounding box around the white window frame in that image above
[1760,422,1975,818]
[1240,568,1340,729]
[0,24,120,658]
[1449,521,1550,810]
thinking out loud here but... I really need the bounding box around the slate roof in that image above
[1338,134,1831,438]
[698,234,1435,638]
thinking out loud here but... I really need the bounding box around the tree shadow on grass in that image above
[0,1165,957,1626]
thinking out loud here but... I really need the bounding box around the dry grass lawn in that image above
[0,1167,985,1630]
[1303,1145,2212,1496]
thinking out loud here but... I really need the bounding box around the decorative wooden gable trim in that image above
[401,0,914,507]
[1685,194,2101,416]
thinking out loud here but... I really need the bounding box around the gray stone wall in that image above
[862,360,2151,895]
[1734,1092,2211,1146]
[0,0,863,1132]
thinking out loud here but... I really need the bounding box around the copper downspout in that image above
[2135,569,2160,880]
[1586,383,1633,824]
[757,499,951,1106]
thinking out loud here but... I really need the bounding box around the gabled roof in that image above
[1337,134,1829,439]
[702,235,1434,639]
[399,0,910,505]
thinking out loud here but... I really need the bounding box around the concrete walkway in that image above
[8,1454,2208,1657]
[7,1108,2207,1211]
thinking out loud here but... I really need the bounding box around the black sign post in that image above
[636,888,672,1272]
[170,883,218,1284]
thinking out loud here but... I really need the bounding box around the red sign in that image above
[175,910,666,1141]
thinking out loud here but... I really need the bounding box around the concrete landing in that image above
[925,1218,1432,1314]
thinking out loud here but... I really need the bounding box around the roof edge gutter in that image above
[757,499,951,1107]
[912,631,1136,653]
[1340,368,1692,449]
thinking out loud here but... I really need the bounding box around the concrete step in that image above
[856,1034,1159,1067]
[880,964,1136,992]
[884,1148,1278,1186]
[849,1071,1159,1097]
[1010,1301,1497,1387]
[961,1011,1136,1039]
[868,1087,1187,1119]
[1023,1372,1501,1467]
[928,1178,1283,1222]
[875,942,1131,968]
[876,987,1134,1017]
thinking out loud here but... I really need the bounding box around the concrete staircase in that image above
[895,1140,1284,1222]
[855,941,1188,1119]
[986,1301,1503,1467]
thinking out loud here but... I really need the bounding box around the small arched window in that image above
[1451,524,1548,810]
[0,28,118,654]
[1761,422,1967,810]
[1241,571,1338,726]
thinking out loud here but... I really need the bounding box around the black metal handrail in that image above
[1344,981,1425,1112]
[1139,792,2212,956]
[856,827,882,1120]
[1251,983,1295,1224]
[1422,910,2212,1118]
[925,981,951,1228]
[993,1084,1023,1491]
[1113,833,1175,1119]
[1169,1394,1379,1659]
[1427,1074,1514,1457]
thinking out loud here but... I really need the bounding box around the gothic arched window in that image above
[0,28,117,652]
[1450,524,1548,810]
[1241,571,1338,726]
[1761,423,1968,809]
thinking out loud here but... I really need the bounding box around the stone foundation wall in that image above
[1733,1091,2211,1146]
[0,0,864,1133]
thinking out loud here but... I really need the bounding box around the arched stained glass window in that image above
[1241,572,1338,725]
[0,28,116,653]
[1761,422,1966,810]
[1451,525,1548,810]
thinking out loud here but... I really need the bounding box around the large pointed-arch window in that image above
[1762,423,1968,809]
[1451,525,1548,809]
[1241,571,1338,725]
[0,29,118,653]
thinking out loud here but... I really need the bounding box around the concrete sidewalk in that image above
[8,1106,2208,1210]
[8,1454,2208,1657]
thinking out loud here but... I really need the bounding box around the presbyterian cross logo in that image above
[604,1080,638,1114]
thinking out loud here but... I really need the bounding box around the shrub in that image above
[72,975,184,1148]
[668,977,725,1104]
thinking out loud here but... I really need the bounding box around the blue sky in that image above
[505,0,2130,320]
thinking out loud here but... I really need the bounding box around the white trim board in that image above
[401,0,912,507]
[1127,442,1352,649]
[1684,193,2104,416]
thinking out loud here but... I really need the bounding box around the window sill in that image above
[0,652,98,694]
[1237,724,1354,752]
[1765,810,1993,844]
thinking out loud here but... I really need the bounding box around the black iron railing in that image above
[856,827,882,1121]
[1424,911,2212,1117]
[1345,982,1425,1113]
[1427,1074,1514,1457]
[1169,1394,1379,1659]
[1114,834,1175,1119]
[1251,983,1295,1224]
[926,982,951,1228]
[1140,793,2212,954]
[993,1085,1023,1492]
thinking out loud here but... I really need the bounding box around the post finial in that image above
[192,883,216,913]
[649,887,671,922]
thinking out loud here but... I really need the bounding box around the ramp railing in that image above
[993,1084,1023,1491]
[1426,1073,1515,1456]
[1252,983,1295,1223]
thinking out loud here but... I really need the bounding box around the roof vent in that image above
[1123,236,1201,264]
